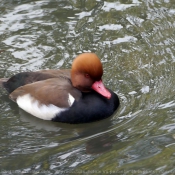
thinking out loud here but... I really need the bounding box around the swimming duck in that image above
[0,53,119,123]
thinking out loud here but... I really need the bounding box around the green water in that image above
[1,0,175,174]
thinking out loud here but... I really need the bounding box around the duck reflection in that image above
[85,134,118,154]
[19,108,119,155]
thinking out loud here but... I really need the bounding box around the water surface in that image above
[1,0,175,174]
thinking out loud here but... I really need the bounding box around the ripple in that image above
[98,24,123,31]
[158,101,175,109]
[102,0,141,12]
[103,36,137,45]
[0,3,44,34]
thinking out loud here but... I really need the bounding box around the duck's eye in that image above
[85,74,90,78]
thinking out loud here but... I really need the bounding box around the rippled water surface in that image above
[1,0,175,174]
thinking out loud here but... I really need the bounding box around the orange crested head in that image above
[71,53,103,81]
[71,53,111,99]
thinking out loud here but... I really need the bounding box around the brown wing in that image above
[9,77,81,108]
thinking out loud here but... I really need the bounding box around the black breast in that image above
[52,90,120,124]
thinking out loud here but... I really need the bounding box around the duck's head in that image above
[71,53,111,99]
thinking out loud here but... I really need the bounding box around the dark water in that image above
[1,0,175,174]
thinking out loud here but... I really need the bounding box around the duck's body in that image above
[0,53,119,123]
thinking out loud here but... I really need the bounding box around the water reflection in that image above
[19,108,115,139]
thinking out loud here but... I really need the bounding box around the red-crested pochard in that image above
[0,53,119,123]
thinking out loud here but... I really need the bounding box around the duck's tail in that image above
[0,78,8,88]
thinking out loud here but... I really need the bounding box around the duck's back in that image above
[2,70,71,93]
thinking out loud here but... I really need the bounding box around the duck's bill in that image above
[91,80,111,99]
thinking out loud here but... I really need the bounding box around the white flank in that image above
[68,93,75,106]
[16,94,67,120]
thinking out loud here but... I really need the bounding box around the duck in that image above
[0,53,119,123]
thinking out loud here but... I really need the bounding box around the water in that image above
[1,0,175,174]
